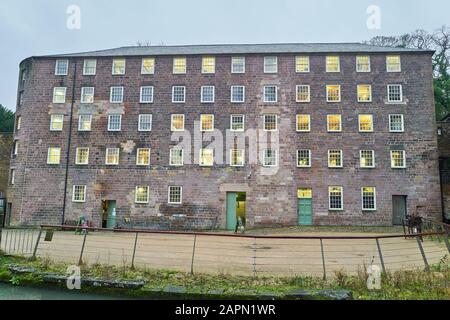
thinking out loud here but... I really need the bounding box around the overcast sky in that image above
[1,0,449,111]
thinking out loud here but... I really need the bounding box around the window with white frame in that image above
[108,114,122,131]
[326,85,341,102]
[202,56,215,73]
[264,56,278,73]
[141,58,155,74]
[359,114,373,132]
[201,86,215,103]
[81,87,95,104]
[296,114,310,132]
[112,59,126,75]
[328,150,343,168]
[263,114,277,131]
[389,114,404,132]
[13,141,18,156]
[171,114,185,131]
[327,115,342,132]
[362,187,376,210]
[387,85,403,103]
[297,149,311,167]
[173,57,186,74]
[72,185,86,203]
[83,59,97,75]
[200,114,214,132]
[135,186,149,203]
[138,114,152,132]
[356,56,371,72]
[140,86,154,103]
[230,114,245,131]
[200,149,214,166]
[326,56,340,72]
[264,86,277,102]
[172,86,186,103]
[170,148,184,166]
[231,86,245,103]
[296,56,310,73]
[55,60,69,75]
[76,148,89,165]
[50,114,64,131]
[136,148,151,166]
[110,87,124,103]
[296,85,310,102]
[16,116,21,131]
[263,149,278,167]
[168,186,183,204]
[360,150,375,168]
[47,147,61,164]
[10,169,15,185]
[231,57,245,73]
[230,149,245,167]
[78,114,92,131]
[53,87,67,104]
[391,150,406,168]
[106,148,120,165]
[386,55,401,72]
[357,85,372,102]
[329,186,343,210]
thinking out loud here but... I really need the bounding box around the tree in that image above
[0,104,15,133]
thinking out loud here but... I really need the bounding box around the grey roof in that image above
[39,42,433,58]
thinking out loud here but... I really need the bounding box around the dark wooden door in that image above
[392,196,407,226]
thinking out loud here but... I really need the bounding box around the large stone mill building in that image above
[6,43,443,230]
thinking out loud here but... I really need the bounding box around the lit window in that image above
[230,149,245,167]
[389,114,404,132]
[135,186,149,204]
[328,150,343,168]
[110,87,124,103]
[81,87,95,104]
[200,149,214,166]
[326,56,340,72]
[55,60,69,76]
[200,114,214,132]
[264,86,278,102]
[296,56,310,73]
[386,55,401,72]
[172,86,186,103]
[83,59,97,75]
[296,85,310,102]
[140,86,154,103]
[327,115,342,132]
[76,148,89,165]
[296,115,310,132]
[72,185,86,203]
[357,85,372,102]
[173,57,186,74]
[264,56,278,73]
[201,86,215,103]
[231,86,245,103]
[171,114,185,131]
[387,85,403,103]
[298,188,312,199]
[10,169,15,185]
[230,115,245,131]
[231,57,245,73]
[329,186,343,210]
[170,148,184,166]
[326,85,341,102]
[263,149,278,167]
[263,114,277,131]
[168,186,183,204]
[138,114,152,132]
[106,148,120,165]
[53,87,67,104]
[359,115,373,132]
[362,187,376,210]
[141,58,155,74]
[78,115,92,131]
[112,59,126,75]
[297,149,311,168]
[47,147,61,164]
[108,114,122,131]
[356,56,371,72]
[16,116,21,131]
[391,150,406,168]
[202,56,215,73]
[136,148,151,166]
[50,114,64,131]
[360,150,375,168]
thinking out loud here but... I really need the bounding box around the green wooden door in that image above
[106,201,117,229]
[298,198,313,226]
[226,193,237,231]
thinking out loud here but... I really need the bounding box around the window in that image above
[200,114,214,132]
[387,85,403,103]
[10,169,15,185]
[326,85,341,102]
[136,148,151,166]
[173,57,186,74]
[297,149,311,167]
[357,85,372,102]
[168,186,183,204]
[171,114,185,131]
[231,86,245,103]
[112,59,126,75]
[108,114,122,131]
[356,56,371,72]
[110,87,124,103]
[296,115,310,132]
[327,115,342,132]
[296,85,310,102]
[263,114,277,131]
[55,60,69,75]
[263,149,278,167]
[264,86,278,102]
[53,87,67,104]
[391,150,406,168]
[231,57,245,73]
[135,186,149,204]
[170,148,184,166]
[230,149,245,167]
[78,115,92,131]
[230,115,245,132]
[141,58,155,74]
[360,150,375,168]
[328,150,343,168]
[296,56,310,73]
[83,59,97,75]
[73,185,86,203]
[106,148,120,165]
[76,148,89,165]
[19,92,24,107]
[172,86,186,103]
[359,115,373,132]
[264,56,278,73]
[20,69,27,87]
[47,147,61,164]
[387,55,401,72]
[389,114,404,132]
[202,57,215,74]
[16,116,21,131]
[81,87,95,104]
[329,186,343,210]
[50,114,64,131]
[201,86,215,103]
[298,188,312,199]
[200,149,214,166]
[326,56,340,72]
[362,187,376,210]
[138,114,152,132]
[140,86,154,103]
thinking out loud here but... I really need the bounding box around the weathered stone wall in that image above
[438,119,450,220]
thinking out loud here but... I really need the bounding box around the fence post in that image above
[320,239,326,281]
[416,236,429,271]
[32,228,43,260]
[190,234,197,275]
[78,231,88,266]
[375,238,386,274]
[131,232,139,269]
